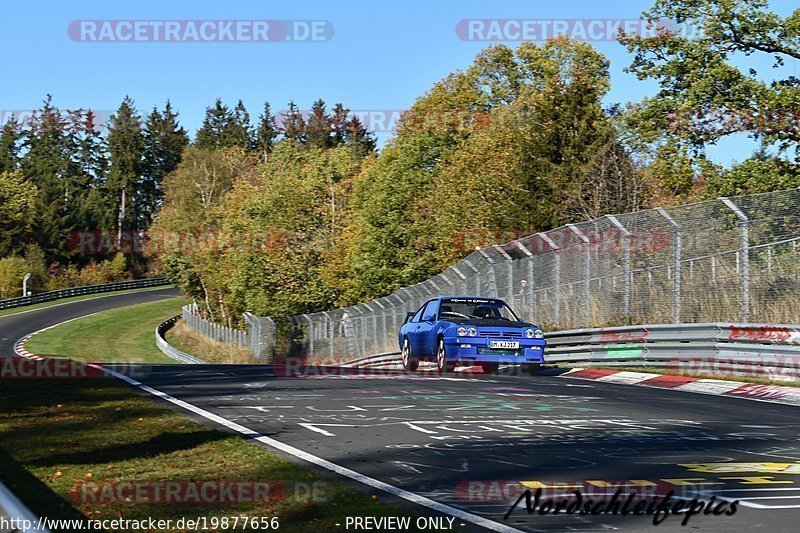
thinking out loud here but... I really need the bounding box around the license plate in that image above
[489,341,519,349]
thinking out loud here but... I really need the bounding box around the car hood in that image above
[445,318,537,329]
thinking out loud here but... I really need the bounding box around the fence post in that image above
[301,314,313,356]
[477,249,498,297]
[373,299,387,352]
[491,245,514,301]
[514,240,534,319]
[605,215,631,319]
[450,266,468,295]
[656,207,682,323]
[461,257,481,295]
[361,302,377,355]
[538,232,561,325]
[567,224,591,325]
[720,197,750,322]
[322,311,335,358]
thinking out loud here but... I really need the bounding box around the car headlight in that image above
[467,327,477,337]
[525,328,535,338]
[534,329,544,339]
[457,327,467,337]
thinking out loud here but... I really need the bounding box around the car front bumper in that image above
[446,337,546,364]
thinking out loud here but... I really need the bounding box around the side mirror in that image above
[423,314,435,323]
[518,317,524,323]
[405,312,415,324]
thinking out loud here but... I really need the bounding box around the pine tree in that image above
[143,101,189,224]
[230,100,254,149]
[305,99,332,148]
[0,115,23,173]
[344,116,376,156]
[72,109,107,188]
[21,95,83,261]
[330,103,350,146]
[72,108,112,232]
[255,101,278,162]
[107,96,146,242]
[195,99,253,150]
[282,101,306,143]
[195,99,233,149]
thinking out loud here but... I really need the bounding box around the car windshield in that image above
[438,298,518,321]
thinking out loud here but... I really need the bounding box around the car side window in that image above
[426,299,439,319]
[412,300,435,322]
[411,302,428,323]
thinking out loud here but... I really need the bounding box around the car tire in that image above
[436,338,456,373]
[480,363,499,374]
[402,338,418,372]
[521,363,541,376]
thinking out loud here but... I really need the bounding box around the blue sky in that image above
[2,0,797,166]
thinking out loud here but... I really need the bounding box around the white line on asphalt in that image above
[297,423,341,436]
[93,365,525,533]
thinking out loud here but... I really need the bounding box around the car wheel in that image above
[481,363,499,374]
[436,339,456,373]
[521,363,540,376]
[402,338,418,372]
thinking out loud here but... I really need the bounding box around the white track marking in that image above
[595,371,660,385]
[675,379,751,395]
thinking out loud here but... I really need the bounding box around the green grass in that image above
[25,297,189,364]
[0,287,173,318]
[165,320,258,364]
[0,379,413,532]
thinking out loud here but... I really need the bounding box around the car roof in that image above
[437,296,505,301]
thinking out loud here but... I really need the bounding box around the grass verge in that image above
[0,286,173,318]
[25,298,189,364]
[166,321,258,364]
[588,365,800,388]
[0,378,412,532]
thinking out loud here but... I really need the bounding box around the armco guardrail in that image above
[0,480,49,533]
[0,278,171,311]
[544,322,800,380]
[155,316,205,364]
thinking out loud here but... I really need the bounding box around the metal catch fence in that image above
[181,303,249,348]
[278,188,800,362]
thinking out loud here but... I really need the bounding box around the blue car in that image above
[398,296,546,374]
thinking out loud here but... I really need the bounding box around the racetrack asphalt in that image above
[110,364,800,532]
[0,287,182,357]
[3,291,800,532]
